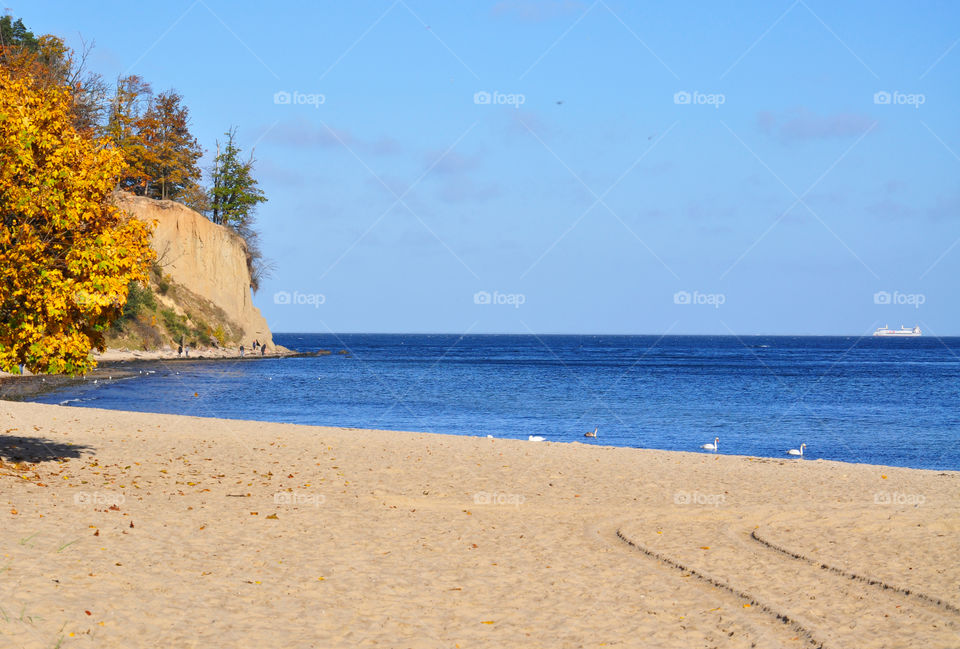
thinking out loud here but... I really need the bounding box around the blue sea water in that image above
[30,334,960,470]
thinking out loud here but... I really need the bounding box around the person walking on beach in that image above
[177,344,183,358]
[239,345,245,358]
[261,344,266,356]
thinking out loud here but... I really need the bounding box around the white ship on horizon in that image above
[873,325,921,337]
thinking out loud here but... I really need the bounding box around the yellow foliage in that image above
[0,67,154,375]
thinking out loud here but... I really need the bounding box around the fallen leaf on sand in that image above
[266,514,278,520]
[481,620,494,624]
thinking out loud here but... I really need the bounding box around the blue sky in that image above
[25,1,960,335]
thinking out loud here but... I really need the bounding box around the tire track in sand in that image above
[615,518,960,649]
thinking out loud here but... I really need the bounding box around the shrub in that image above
[160,308,190,343]
[124,281,157,317]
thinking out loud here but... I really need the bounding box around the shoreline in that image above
[2,381,956,472]
[8,397,959,475]
[1,400,957,648]
[0,347,336,401]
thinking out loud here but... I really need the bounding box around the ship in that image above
[873,325,921,337]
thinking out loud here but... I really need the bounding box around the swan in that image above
[787,443,806,456]
[585,426,598,438]
[701,436,718,451]
[528,435,546,442]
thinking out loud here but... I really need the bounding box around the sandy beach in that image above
[91,345,296,362]
[1,400,958,648]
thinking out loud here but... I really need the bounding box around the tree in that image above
[0,15,39,52]
[63,38,110,137]
[105,74,153,194]
[209,127,266,227]
[0,67,154,374]
[209,128,270,290]
[0,17,106,136]
[105,80,203,201]
[140,90,202,200]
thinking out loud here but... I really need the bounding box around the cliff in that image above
[107,192,276,351]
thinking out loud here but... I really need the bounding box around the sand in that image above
[1,400,958,648]
[91,345,295,362]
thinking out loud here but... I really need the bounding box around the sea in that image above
[29,334,960,471]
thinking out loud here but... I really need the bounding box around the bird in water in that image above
[701,436,719,451]
[585,426,598,438]
[787,443,806,456]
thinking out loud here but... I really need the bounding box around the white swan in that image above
[528,435,546,442]
[701,436,718,451]
[787,443,806,456]
[585,426,598,438]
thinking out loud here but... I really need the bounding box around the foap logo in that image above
[274,491,325,507]
[274,290,325,308]
[873,90,924,108]
[474,90,525,108]
[874,491,925,506]
[674,90,725,108]
[673,290,725,308]
[873,290,925,308]
[74,491,125,507]
[673,490,725,506]
[274,90,325,108]
[73,290,122,310]
[473,491,525,507]
[473,290,525,308]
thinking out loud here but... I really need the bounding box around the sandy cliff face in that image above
[114,193,275,348]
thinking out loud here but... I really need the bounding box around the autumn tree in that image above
[105,74,153,193]
[0,16,108,136]
[105,79,204,202]
[0,67,154,374]
[140,90,202,200]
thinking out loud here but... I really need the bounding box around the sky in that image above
[22,1,960,335]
